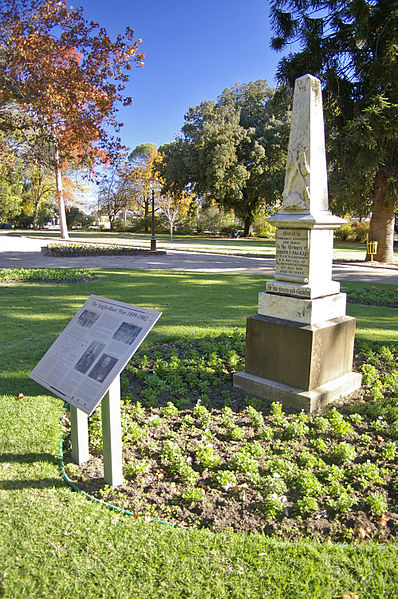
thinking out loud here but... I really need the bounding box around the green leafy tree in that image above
[128,143,157,162]
[157,81,290,236]
[270,0,397,262]
[22,164,55,229]
[65,206,95,228]
[0,169,22,223]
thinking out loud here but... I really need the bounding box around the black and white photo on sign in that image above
[112,322,143,345]
[74,341,105,374]
[88,353,118,383]
[77,309,100,329]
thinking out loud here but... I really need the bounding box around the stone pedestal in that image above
[234,314,362,412]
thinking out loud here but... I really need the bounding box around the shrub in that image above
[334,220,369,243]
[252,216,277,239]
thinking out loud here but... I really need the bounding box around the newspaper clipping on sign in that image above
[30,295,162,416]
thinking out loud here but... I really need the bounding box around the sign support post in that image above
[70,405,89,465]
[101,374,123,487]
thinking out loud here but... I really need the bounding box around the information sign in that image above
[30,295,161,415]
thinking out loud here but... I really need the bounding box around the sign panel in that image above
[30,295,161,415]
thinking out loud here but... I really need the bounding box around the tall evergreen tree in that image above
[270,0,398,262]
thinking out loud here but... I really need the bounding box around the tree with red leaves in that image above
[0,0,144,238]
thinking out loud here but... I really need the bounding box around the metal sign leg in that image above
[70,405,89,465]
[101,374,123,487]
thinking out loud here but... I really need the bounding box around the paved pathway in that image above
[1,232,397,285]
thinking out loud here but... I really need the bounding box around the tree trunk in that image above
[367,170,395,263]
[32,199,40,230]
[243,217,253,237]
[144,197,149,233]
[54,145,69,240]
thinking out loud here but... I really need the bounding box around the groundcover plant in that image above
[46,243,154,256]
[0,267,93,282]
[64,331,397,544]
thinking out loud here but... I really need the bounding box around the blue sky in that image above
[78,0,288,152]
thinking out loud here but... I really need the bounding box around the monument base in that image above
[258,291,347,325]
[233,371,362,413]
[233,313,361,412]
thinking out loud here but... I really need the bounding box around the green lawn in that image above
[0,269,397,598]
[12,228,398,260]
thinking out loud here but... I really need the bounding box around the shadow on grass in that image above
[0,478,65,490]
[0,452,58,465]
[0,452,64,491]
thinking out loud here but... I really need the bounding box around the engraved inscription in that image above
[266,281,312,299]
[275,229,309,282]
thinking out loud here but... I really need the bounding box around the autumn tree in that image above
[270,0,397,262]
[126,144,159,232]
[157,81,290,236]
[0,0,144,239]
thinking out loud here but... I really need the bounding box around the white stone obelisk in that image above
[234,74,362,412]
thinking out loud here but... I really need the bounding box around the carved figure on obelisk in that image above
[283,144,311,210]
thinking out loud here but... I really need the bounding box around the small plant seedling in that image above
[326,408,353,438]
[245,406,264,428]
[284,419,309,439]
[213,470,237,491]
[367,492,388,516]
[194,441,221,470]
[330,442,356,464]
[381,441,396,461]
[130,401,146,418]
[182,487,205,504]
[262,494,285,519]
[270,402,287,426]
[125,459,151,478]
[293,470,323,498]
[162,402,179,417]
[295,496,319,517]
[225,424,244,441]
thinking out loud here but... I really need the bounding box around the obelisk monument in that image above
[234,74,362,412]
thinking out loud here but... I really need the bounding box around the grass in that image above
[10,228,398,260]
[0,268,397,598]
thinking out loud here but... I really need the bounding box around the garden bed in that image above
[43,242,166,257]
[64,333,398,543]
[0,267,94,283]
[346,286,398,308]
